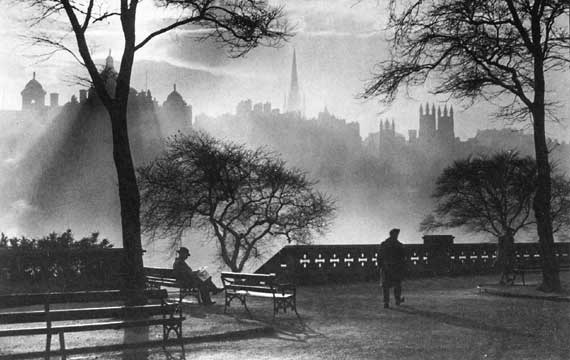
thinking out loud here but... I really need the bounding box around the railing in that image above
[0,248,126,292]
[256,243,570,285]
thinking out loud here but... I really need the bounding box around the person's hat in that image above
[389,228,400,236]
[177,247,190,255]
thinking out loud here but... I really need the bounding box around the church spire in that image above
[105,49,114,69]
[286,49,301,113]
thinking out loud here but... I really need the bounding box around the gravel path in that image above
[2,273,569,360]
[174,274,570,360]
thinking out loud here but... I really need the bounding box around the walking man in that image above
[380,228,406,308]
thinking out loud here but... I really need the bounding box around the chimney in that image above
[50,93,59,107]
[79,89,88,103]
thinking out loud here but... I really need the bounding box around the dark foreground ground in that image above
[1,272,569,360]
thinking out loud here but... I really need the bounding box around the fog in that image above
[2,82,569,271]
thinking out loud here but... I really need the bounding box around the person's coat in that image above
[379,237,406,286]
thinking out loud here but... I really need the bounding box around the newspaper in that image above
[197,266,210,282]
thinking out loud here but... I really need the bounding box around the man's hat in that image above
[177,247,190,255]
[389,228,400,236]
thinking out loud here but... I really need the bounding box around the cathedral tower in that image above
[286,50,302,113]
[437,104,454,142]
[418,102,436,141]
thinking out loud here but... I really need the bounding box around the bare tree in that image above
[421,152,537,237]
[20,0,289,296]
[421,151,570,282]
[138,131,336,272]
[364,0,570,292]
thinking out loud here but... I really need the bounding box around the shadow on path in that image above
[217,302,325,343]
[269,316,326,342]
[392,306,533,338]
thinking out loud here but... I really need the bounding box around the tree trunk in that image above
[531,63,561,292]
[532,124,561,292]
[497,233,515,285]
[109,105,146,301]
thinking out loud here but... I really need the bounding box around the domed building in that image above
[88,50,118,100]
[159,84,192,137]
[21,72,47,111]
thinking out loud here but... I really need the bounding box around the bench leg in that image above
[177,319,185,353]
[224,293,250,317]
[274,297,300,319]
[242,297,251,317]
[179,288,202,306]
[165,319,186,356]
[59,332,66,360]
[163,319,184,347]
[291,297,300,318]
[45,333,51,360]
[196,289,202,305]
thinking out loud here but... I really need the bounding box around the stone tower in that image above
[437,104,454,142]
[419,102,436,141]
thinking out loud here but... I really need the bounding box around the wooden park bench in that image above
[0,289,184,360]
[144,267,202,305]
[511,263,570,285]
[221,272,298,319]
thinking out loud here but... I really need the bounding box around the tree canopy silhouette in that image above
[421,151,570,236]
[138,131,336,272]
[421,151,570,283]
[364,0,570,292]
[20,0,289,295]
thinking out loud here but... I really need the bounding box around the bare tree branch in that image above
[139,131,336,272]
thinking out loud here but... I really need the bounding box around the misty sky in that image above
[0,0,568,141]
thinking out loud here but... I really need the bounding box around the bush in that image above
[0,230,119,292]
[0,229,112,251]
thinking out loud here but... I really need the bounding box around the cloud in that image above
[284,0,386,36]
[302,30,383,38]
[11,199,37,215]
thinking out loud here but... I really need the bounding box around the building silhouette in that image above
[419,102,455,144]
[21,72,47,111]
[159,83,192,136]
[366,103,457,157]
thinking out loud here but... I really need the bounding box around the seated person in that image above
[173,247,223,305]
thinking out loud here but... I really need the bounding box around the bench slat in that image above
[147,279,178,286]
[144,267,176,278]
[221,272,276,281]
[225,284,276,293]
[0,317,185,337]
[0,304,175,324]
[0,289,168,308]
[232,290,294,299]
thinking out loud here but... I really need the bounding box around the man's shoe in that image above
[396,297,405,306]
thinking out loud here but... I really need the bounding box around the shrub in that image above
[0,230,117,291]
